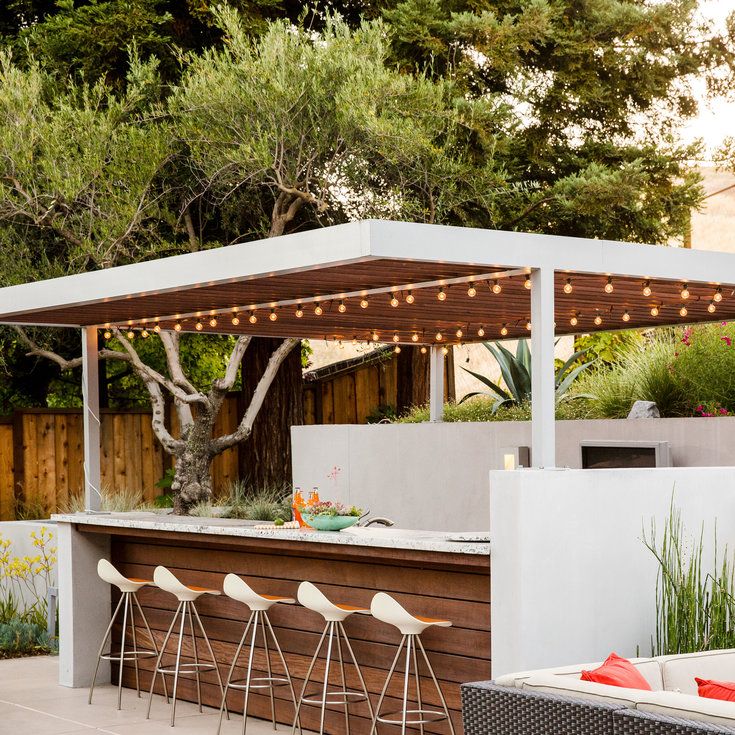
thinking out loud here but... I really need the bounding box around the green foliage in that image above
[222,482,292,521]
[573,331,644,366]
[460,339,594,412]
[0,619,55,658]
[60,486,146,513]
[155,468,175,491]
[644,501,735,656]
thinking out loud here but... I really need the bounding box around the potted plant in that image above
[298,501,363,531]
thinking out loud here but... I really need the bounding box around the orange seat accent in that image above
[415,615,451,625]
[335,603,369,612]
[127,577,153,585]
[261,594,294,602]
[187,585,221,594]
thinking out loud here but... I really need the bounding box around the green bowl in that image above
[301,514,360,531]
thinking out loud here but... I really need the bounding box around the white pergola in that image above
[1,219,734,508]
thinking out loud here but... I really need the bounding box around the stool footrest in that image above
[228,676,291,691]
[101,649,157,663]
[157,662,217,675]
[302,689,369,706]
[377,709,448,725]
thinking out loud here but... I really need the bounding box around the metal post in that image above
[82,326,101,511]
[429,345,445,422]
[530,268,556,468]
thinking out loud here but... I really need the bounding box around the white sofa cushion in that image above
[659,649,735,694]
[635,690,735,728]
[495,658,663,690]
[521,674,655,707]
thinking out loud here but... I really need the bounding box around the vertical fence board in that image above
[101,414,114,493]
[22,414,39,510]
[332,374,357,424]
[54,414,70,510]
[0,423,14,520]
[140,419,157,502]
[67,414,84,500]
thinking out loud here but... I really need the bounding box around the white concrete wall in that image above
[292,418,735,531]
[489,467,735,677]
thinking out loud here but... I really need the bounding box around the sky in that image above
[680,0,735,160]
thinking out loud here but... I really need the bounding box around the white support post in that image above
[530,267,556,468]
[82,326,101,511]
[429,345,445,422]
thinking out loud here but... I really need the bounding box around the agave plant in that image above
[460,339,594,412]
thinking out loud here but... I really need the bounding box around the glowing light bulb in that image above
[174,321,182,332]
[338,300,347,313]
[437,287,446,301]
[411,333,419,342]
[392,332,400,343]
[492,280,502,294]
[153,324,161,333]
[435,331,443,341]
[209,317,218,327]
[314,303,323,316]
[563,278,573,294]
[195,320,203,331]
[708,301,717,313]
[103,330,112,340]
[500,324,508,336]
[681,284,689,300]
[352,336,358,345]
[679,306,688,317]
[594,315,603,326]
[360,298,369,309]
[394,345,401,354]
[127,329,135,339]
[714,288,723,302]
[371,330,379,342]
[642,281,652,297]
[456,328,463,339]
[269,309,278,321]
[390,295,399,308]
[477,326,485,337]
[141,329,149,338]
[604,277,614,294]
[622,310,630,322]
[467,284,477,298]
[248,310,257,324]
[295,305,304,318]
[405,290,415,304]
[526,321,532,331]
[524,275,531,290]
[441,346,449,356]
[420,346,427,354]
[570,315,578,327]
[231,312,240,326]
[650,306,659,317]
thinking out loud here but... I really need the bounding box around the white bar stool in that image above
[291,581,375,735]
[217,573,301,735]
[146,565,228,727]
[369,592,455,735]
[89,559,163,710]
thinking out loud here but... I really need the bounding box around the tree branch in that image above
[212,335,251,395]
[210,338,298,454]
[159,330,199,395]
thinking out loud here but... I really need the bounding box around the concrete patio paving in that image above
[0,655,291,734]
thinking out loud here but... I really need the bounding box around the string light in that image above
[153,324,161,333]
[708,301,717,313]
[248,310,257,324]
[524,275,531,290]
[441,346,449,356]
[174,321,182,332]
[420,346,427,354]
[437,287,447,301]
[405,290,415,304]
[390,294,399,308]
[411,333,419,342]
[103,330,112,340]
[622,310,630,322]
[127,329,136,339]
[477,326,485,337]
[642,281,652,297]
[680,283,690,300]
[209,317,218,328]
[141,329,149,338]
[491,280,502,294]
[195,320,203,331]
[269,309,278,321]
[650,305,659,317]
[360,298,369,309]
[338,300,347,313]
[392,332,400,343]
[594,315,603,326]
[314,303,323,316]
[435,331,443,341]
[679,305,688,317]
[295,304,304,318]
[371,330,379,342]
[570,313,578,327]
[500,324,509,336]
[231,312,240,326]
[467,283,477,298]
[714,287,723,302]
[526,321,532,331]
[394,345,401,354]
[563,278,573,294]
[604,277,614,294]
[456,328,463,339]
[352,336,358,345]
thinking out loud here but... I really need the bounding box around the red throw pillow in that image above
[696,678,735,702]
[580,652,652,690]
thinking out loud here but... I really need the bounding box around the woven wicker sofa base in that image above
[461,681,735,735]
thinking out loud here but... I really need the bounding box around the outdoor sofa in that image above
[461,649,735,735]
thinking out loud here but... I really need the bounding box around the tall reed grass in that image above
[643,502,735,655]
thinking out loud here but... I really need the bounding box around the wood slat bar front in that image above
[96,525,490,735]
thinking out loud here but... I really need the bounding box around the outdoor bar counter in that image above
[55,513,490,735]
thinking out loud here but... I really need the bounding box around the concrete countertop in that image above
[52,512,490,555]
